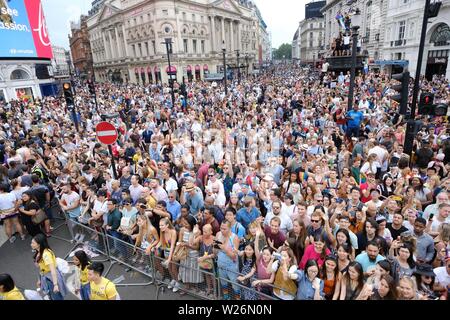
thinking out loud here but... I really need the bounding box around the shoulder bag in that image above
[32,208,48,225]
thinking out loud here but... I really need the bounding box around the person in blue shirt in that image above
[293,259,324,300]
[181,183,204,217]
[166,191,181,222]
[355,240,385,276]
[236,197,261,229]
[345,104,364,138]
[224,207,246,239]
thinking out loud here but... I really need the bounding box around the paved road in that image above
[0,219,199,300]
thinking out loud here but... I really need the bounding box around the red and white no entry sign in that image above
[96,121,118,145]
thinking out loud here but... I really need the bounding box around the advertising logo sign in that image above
[0,0,52,59]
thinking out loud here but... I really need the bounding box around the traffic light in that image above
[391,71,409,115]
[87,79,95,95]
[62,82,74,106]
[418,92,434,115]
[434,103,448,117]
[403,119,423,156]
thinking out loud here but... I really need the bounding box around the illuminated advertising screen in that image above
[0,0,53,59]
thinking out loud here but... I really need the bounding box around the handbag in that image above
[32,209,48,225]
[198,257,214,270]
[172,243,187,262]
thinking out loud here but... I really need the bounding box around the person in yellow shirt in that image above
[87,262,118,300]
[73,250,91,300]
[31,234,67,300]
[0,274,25,300]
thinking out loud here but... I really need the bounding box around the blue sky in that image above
[42,0,308,49]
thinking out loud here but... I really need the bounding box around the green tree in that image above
[274,43,292,60]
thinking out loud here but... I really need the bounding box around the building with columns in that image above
[85,0,267,84]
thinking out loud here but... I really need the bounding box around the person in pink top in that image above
[251,230,275,297]
[299,233,331,270]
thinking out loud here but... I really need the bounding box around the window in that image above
[152,40,156,54]
[183,39,188,53]
[310,23,313,29]
[145,42,149,56]
[193,40,197,53]
[133,18,137,26]
[409,22,415,38]
[398,21,406,40]
[147,13,151,21]
[132,44,136,57]
[192,14,195,21]
[138,43,142,57]
[182,12,186,20]
[162,10,168,16]
[201,40,205,53]
[201,16,204,23]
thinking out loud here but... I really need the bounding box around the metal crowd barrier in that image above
[60,220,285,300]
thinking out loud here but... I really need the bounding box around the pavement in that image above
[0,219,199,301]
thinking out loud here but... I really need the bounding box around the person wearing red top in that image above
[299,233,331,269]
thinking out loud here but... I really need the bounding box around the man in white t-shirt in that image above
[433,257,450,294]
[264,200,293,235]
[60,183,81,220]
[426,203,450,237]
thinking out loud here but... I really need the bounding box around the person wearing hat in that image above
[180,182,204,217]
[414,264,439,299]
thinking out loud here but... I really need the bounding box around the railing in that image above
[60,216,280,300]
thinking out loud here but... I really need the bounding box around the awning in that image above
[166,65,177,73]
[154,66,161,72]
[147,66,152,73]
[140,67,145,73]
[203,64,209,71]
[374,60,409,67]
[186,65,192,72]
[134,67,139,73]
[195,65,201,71]
[204,73,224,81]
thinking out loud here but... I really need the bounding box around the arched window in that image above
[10,69,30,80]
[430,23,450,46]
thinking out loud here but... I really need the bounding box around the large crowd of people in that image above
[0,62,449,301]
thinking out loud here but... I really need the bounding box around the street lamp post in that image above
[347,8,362,112]
[163,38,176,107]
[236,49,241,84]
[245,53,249,77]
[222,41,227,96]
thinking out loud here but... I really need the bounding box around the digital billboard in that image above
[305,1,326,19]
[0,0,53,59]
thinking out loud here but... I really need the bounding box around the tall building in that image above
[85,0,269,84]
[51,46,70,77]
[321,0,386,63]
[292,26,301,63]
[299,1,326,65]
[69,15,94,78]
[382,0,450,80]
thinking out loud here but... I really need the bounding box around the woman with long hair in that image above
[388,241,416,283]
[299,232,331,270]
[252,230,275,297]
[319,255,340,300]
[17,191,42,237]
[302,184,317,206]
[270,246,298,300]
[397,276,422,300]
[178,215,202,295]
[0,183,25,242]
[336,243,352,273]
[286,219,307,264]
[410,176,433,208]
[154,217,178,291]
[31,234,67,300]
[236,242,258,300]
[132,214,159,265]
[195,224,215,298]
[377,175,395,199]
[226,193,242,212]
[338,261,365,300]
[293,259,324,300]
[72,250,91,300]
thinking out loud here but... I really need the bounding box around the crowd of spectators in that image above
[0,62,449,300]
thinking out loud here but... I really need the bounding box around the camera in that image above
[273,252,282,261]
[213,239,223,249]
